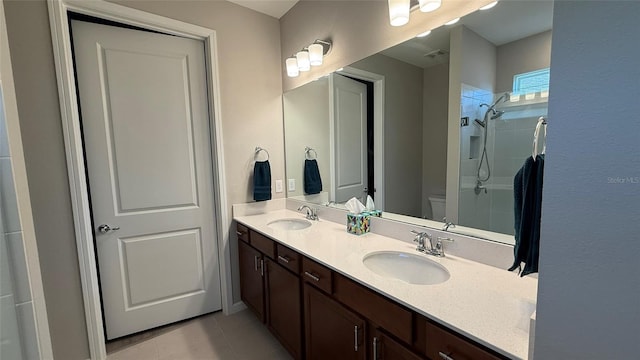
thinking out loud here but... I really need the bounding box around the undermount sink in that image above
[363,251,450,285]
[267,218,312,231]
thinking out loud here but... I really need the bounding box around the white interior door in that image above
[330,73,368,203]
[71,20,221,339]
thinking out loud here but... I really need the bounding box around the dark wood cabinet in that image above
[238,240,265,322]
[371,329,423,360]
[304,284,366,360]
[236,223,510,360]
[265,258,302,359]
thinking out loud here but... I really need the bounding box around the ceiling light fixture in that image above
[286,39,333,78]
[479,1,498,10]
[445,17,460,25]
[416,30,432,38]
[419,0,441,12]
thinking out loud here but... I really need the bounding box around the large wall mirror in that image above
[283,1,553,245]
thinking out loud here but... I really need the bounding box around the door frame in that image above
[47,1,233,359]
[332,67,385,210]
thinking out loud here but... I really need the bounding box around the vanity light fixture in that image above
[286,39,333,78]
[416,30,432,38]
[444,17,460,25]
[419,0,441,12]
[479,1,498,10]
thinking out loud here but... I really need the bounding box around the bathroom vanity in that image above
[234,208,536,360]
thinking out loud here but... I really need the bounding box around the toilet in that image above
[428,195,446,221]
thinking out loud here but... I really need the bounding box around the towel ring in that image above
[255,146,270,161]
[532,117,547,161]
[305,146,318,160]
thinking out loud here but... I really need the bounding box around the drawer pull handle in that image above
[304,271,320,282]
[278,255,291,264]
[236,231,244,237]
[439,352,455,360]
[372,337,379,359]
[354,325,359,352]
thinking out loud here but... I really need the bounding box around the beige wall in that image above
[351,54,423,217]
[496,30,552,93]
[280,0,495,92]
[4,1,283,359]
[422,63,449,219]
[460,25,496,92]
[283,77,331,197]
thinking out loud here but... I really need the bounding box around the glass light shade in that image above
[286,57,299,77]
[296,51,311,71]
[419,0,441,13]
[308,43,324,66]
[388,0,410,27]
[416,30,432,38]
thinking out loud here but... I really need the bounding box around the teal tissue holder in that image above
[347,213,371,235]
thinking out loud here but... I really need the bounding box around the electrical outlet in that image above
[275,179,283,193]
[288,179,296,191]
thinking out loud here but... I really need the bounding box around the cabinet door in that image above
[372,329,424,360]
[265,259,302,359]
[304,284,366,360]
[239,241,265,322]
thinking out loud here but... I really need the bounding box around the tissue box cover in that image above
[367,210,382,217]
[347,213,370,235]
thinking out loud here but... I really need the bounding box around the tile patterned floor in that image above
[106,309,293,360]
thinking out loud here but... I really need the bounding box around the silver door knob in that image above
[98,224,120,234]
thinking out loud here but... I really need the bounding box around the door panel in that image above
[331,73,368,203]
[239,241,265,322]
[103,47,198,212]
[72,20,221,339]
[266,259,302,359]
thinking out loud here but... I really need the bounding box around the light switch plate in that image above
[275,179,283,193]
[288,179,296,191]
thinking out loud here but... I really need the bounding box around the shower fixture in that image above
[474,93,509,195]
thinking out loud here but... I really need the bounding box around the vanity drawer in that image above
[236,223,249,243]
[425,321,504,360]
[250,231,276,259]
[302,257,333,294]
[333,273,413,345]
[276,244,301,274]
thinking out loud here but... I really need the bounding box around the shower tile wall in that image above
[459,84,493,231]
[0,87,38,360]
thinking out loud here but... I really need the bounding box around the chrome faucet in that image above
[411,230,432,253]
[297,205,319,220]
[443,222,456,231]
[411,230,455,257]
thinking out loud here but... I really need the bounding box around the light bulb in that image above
[286,57,299,77]
[296,51,310,72]
[419,0,441,13]
[388,0,410,27]
[416,30,432,38]
[308,43,324,66]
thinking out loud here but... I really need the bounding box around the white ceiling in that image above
[381,0,554,69]
[226,0,299,19]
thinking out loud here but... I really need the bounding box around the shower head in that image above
[491,110,505,120]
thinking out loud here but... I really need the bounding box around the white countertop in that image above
[235,209,537,359]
